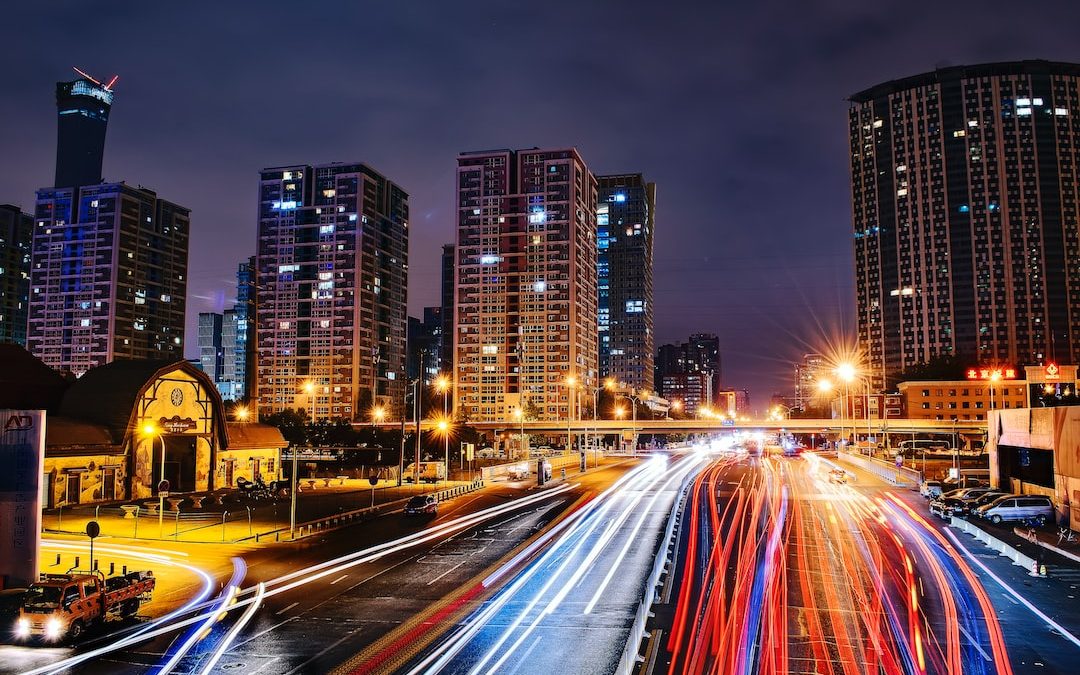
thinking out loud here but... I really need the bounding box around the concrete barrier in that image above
[950,516,1040,572]
[836,450,922,487]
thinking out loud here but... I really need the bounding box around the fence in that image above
[615,470,693,674]
[836,449,922,487]
[247,479,485,543]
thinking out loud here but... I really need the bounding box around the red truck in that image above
[14,569,155,642]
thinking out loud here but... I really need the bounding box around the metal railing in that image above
[248,479,485,543]
[616,470,694,674]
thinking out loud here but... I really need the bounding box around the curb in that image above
[949,517,1043,574]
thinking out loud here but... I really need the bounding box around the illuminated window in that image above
[482,345,498,355]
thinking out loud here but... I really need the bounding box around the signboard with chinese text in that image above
[965,367,1017,380]
[0,410,45,588]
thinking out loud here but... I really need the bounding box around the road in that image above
[653,452,1016,675]
[395,452,702,675]
[2,459,642,675]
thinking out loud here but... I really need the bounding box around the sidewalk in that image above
[42,479,473,544]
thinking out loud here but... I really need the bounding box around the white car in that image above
[976,495,1054,525]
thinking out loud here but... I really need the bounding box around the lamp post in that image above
[436,419,450,487]
[436,375,451,471]
[818,379,836,448]
[398,377,413,487]
[989,371,1002,410]
[615,393,639,454]
[140,424,166,538]
[291,380,315,538]
[513,407,526,460]
[564,375,578,456]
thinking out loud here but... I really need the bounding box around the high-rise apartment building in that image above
[198,312,224,380]
[597,174,655,392]
[794,352,827,410]
[454,148,598,422]
[28,184,189,375]
[255,162,408,420]
[407,308,442,384]
[440,243,455,373]
[0,205,33,345]
[850,61,1080,388]
[54,72,116,189]
[195,259,256,401]
[230,257,256,401]
[655,334,722,403]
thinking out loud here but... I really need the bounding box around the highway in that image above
[396,452,702,675]
[654,452,1015,675]
[0,460,645,675]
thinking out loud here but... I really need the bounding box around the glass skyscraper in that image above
[597,174,655,392]
[54,73,115,189]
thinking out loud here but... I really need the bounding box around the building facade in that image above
[54,73,115,190]
[898,379,1026,421]
[662,372,710,415]
[198,312,224,381]
[407,308,442,384]
[0,205,32,345]
[440,243,455,374]
[454,148,598,422]
[597,174,655,392]
[794,353,827,411]
[655,334,722,403]
[850,61,1080,390]
[255,163,408,420]
[28,184,190,376]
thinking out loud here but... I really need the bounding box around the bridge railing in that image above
[836,449,922,487]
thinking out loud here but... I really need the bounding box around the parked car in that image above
[957,491,1012,516]
[403,495,438,517]
[975,494,1054,525]
[920,480,945,499]
[929,488,992,519]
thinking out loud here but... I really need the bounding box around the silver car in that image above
[976,495,1054,525]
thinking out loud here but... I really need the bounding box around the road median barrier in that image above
[949,516,1042,574]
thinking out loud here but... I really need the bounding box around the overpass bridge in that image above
[366,417,986,437]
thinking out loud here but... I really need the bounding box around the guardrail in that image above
[950,516,1040,573]
[246,480,485,543]
[836,450,922,487]
[616,469,693,674]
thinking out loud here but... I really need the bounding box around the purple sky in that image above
[1,1,1077,406]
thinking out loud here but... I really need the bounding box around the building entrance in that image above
[154,436,198,493]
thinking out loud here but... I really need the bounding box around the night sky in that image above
[2,2,1076,409]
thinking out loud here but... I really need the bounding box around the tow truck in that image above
[14,569,155,642]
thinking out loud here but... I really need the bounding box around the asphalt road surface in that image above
[649,452,1050,675]
[3,459,643,675]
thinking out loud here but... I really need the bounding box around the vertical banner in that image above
[0,410,45,589]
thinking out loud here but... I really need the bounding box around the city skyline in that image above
[2,3,1079,400]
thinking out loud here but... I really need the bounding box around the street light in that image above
[435,417,451,485]
[513,407,526,460]
[140,423,166,538]
[818,379,836,447]
[836,362,873,455]
[435,375,451,471]
[614,393,639,454]
[372,405,386,424]
[564,375,578,455]
[234,406,250,423]
[989,370,1002,410]
[292,379,315,537]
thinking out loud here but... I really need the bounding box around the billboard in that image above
[0,410,45,588]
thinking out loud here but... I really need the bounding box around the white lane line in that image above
[329,574,349,585]
[427,559,467,586]
[958,623,992,662]
[946,529,1080,650]
[1001,593,1019,605]
[275,601,299,616]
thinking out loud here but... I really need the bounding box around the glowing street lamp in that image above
[293,379,316,537]
[372,405,386,423]
[614,406,626,419]
[564,375,578,454]
[141,423,166,537]
[234,406,250,423]
[434,375,451,470]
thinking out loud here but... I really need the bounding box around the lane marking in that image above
[958,623,993,662]
[946,529,1080,650]
[276,602,299,616]
[330,574,349,585]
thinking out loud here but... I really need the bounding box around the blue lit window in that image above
[597,213,609,226]
[625,300,645,313]
[958,204,970,213]
[988,202,999,212]
[614,194,627,203]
